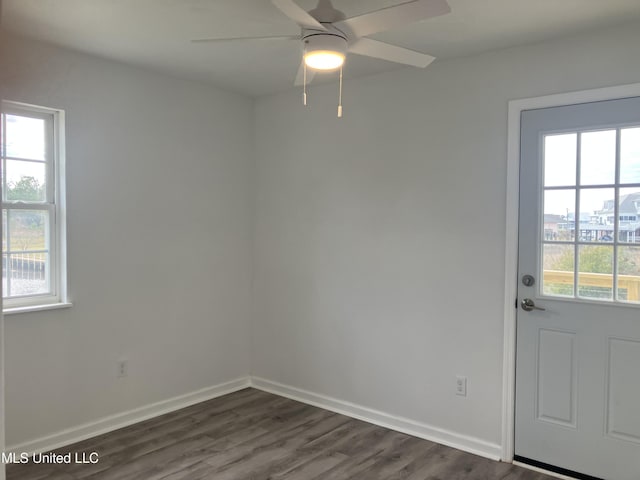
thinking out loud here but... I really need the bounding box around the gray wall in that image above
[252,21,640,449]
[0,33,254,446]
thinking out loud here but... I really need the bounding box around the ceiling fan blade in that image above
[271,0,327,31]
[294,61,316,86]
[191,35,298,44]
[348,38,435,68]
[334,0,450,38]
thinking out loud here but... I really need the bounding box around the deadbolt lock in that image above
[522,274,535,287]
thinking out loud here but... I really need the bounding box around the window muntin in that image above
[541,126,640,304]
[1,102,65,309]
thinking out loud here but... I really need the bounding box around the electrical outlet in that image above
[456,375,467,396]
[117,360,128,378]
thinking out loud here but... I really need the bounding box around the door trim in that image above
[502,82,640,462]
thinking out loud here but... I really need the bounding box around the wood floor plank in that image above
[156,460,223,480]
[271,450,349,480]
[310,431,424,480]
[6,388,558,480]
[200,408,348,477]
[58,388,267,456]
[208,413,351,479]
[60,392,292,478]
[344,433,438,480]
[81,435,218,480]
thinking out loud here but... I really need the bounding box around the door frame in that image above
[501,81,640,463]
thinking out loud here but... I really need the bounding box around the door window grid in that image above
[541,126,640,303]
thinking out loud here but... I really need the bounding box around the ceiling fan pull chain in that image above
[303,58,308,106]
[337,66,343,118]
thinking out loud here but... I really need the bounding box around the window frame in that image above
[1,100,68,312]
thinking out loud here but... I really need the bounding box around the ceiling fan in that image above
[193,0,451,116]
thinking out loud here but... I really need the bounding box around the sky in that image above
[544,127,640,217]
[2,114,47,190]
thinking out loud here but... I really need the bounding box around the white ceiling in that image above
[4,0,640,97]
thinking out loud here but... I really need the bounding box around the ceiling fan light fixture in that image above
[303,33,347,71]
[304,50,345,70]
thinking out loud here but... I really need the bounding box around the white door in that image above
[516,97,640,480]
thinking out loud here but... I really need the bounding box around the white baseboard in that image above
[250,377,502,461]
[7,375,502,462]
[7,376,250,455]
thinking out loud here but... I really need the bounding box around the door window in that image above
[541,127,640,303]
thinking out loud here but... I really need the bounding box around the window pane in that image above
[580,130,616,185]
[542,244,574,297]
[544,189,574,241]
[578,245,613,300]
[2,210,6,252]
[2,254,6,296]
[8,210,48,253]
[618,188,640,244]
[544,133,576,187]
[620,127,640,184]
[4,159,46,202]
[617,246,640,303]
[6,252,49,297]
[578,188,614,243]
[4,114,46,160]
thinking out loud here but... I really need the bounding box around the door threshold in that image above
[513,455,603,480]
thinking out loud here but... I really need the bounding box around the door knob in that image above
[521,298,546,312]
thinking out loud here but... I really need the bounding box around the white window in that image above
[1,101,67,311]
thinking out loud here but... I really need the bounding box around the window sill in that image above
[3,302,73,316]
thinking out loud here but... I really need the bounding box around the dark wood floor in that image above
[7,388,555,480]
